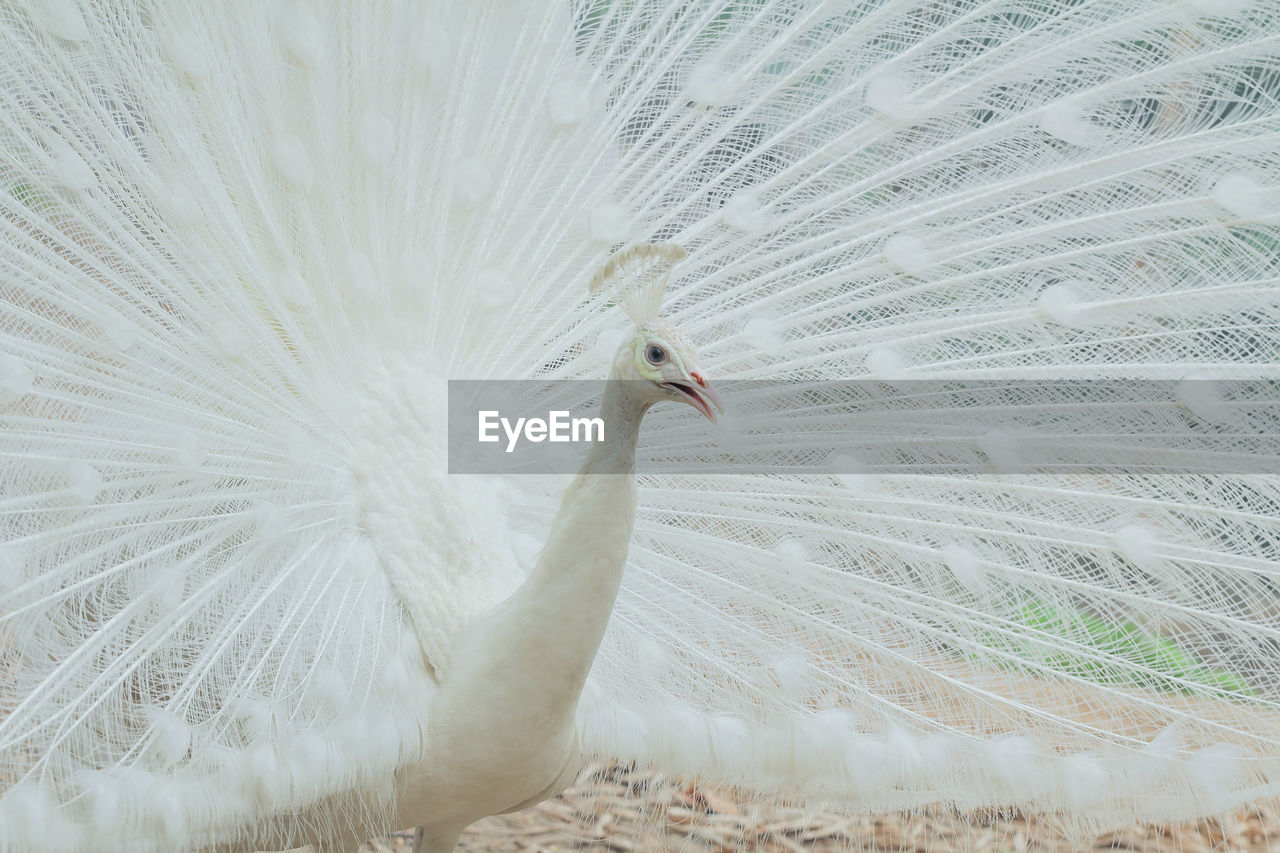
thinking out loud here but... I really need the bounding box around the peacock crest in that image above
[588,242,688,328]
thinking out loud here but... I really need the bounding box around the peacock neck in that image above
[442,371,646,742]
[580,376,646,475]
[401,374,651,834]
[517,371,645,636]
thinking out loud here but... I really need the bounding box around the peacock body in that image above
[1,0,1279,850]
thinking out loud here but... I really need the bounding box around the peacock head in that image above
[592,243,723,423]
[627,319,722,422]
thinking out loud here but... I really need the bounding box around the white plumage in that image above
[1,0,1278,851]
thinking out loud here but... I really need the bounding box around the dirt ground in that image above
[361,764,1280,852]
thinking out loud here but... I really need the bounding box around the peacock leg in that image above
[412,825,462,853]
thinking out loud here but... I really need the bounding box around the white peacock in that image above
[1,1,1278,852]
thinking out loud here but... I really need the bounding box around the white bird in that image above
[1,1,1278,852]
[393,245,723,853]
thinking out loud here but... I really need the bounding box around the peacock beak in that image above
[664,369,723,423]
[691,371,724,423]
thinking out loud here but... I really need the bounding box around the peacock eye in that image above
[645,344,666,365]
